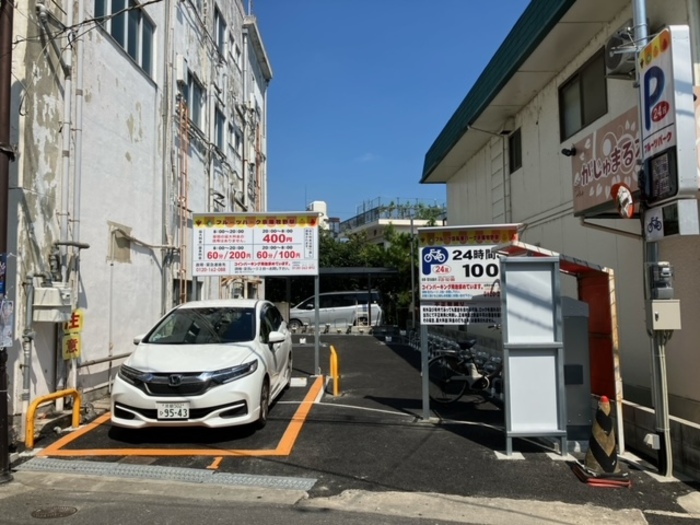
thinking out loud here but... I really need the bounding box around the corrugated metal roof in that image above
[421,0,576,183]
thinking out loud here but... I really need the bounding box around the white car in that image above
[111,299,293,430]
[288,290,383,331]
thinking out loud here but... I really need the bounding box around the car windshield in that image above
[144,307,256,345]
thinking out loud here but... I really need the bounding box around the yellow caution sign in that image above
[63,308,85,334]
[62,309,84,359]
[62,333,82,360]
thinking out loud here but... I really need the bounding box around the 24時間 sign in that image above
[417,226,519,301]
[192,213,319,276]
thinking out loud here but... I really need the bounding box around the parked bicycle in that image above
[427,334,503,404]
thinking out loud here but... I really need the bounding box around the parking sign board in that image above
[418,225,519,301]
[192,212,320,277]
[418,224,520,325]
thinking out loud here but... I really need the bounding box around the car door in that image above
[318,294,335,326]
[294,296,315,326]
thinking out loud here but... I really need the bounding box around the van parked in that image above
[288,291,383,331]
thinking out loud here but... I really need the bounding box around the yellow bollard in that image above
[329,345,340,396]
[25,388,82,450]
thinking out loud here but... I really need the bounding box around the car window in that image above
[260,305,280,342]
[336,294,356,307]
[319,295,335,309]
[145,307,255,344]
[297,298,314,309]
[267,306,282,330]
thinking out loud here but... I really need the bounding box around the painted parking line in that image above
[37,376,324,458]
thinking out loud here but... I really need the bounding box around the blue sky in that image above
[252,1,531,221]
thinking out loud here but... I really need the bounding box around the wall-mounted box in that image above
[33,284,72,323]
[646,300,681,331]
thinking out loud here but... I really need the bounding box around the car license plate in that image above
[156,402,189,420]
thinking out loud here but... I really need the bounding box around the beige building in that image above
[422,0,700,478]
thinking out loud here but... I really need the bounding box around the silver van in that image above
[288,291,383,331]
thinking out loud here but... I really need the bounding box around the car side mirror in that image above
[268,331,285,344]
[133,334,145,345]
[303,304,314,310]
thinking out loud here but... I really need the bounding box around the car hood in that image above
[126,343,258,373]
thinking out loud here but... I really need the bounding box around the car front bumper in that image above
[110,369,264,429]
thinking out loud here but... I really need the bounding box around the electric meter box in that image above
[646,300,682,331]
[33,284,72,323]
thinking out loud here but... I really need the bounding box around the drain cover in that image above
[31,506,78,519]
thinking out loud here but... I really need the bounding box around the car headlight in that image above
[208,360,258,385]
[118,364,148,385]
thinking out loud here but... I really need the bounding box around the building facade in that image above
[4,0,271,439]
[339,197,446,247]
[422,0,700,477]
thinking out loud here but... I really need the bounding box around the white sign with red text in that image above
[192,212,319,277]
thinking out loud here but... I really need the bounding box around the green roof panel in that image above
[421,0,576,183]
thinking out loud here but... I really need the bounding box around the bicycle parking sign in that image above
[417,224,520,325]
[417,225,519,301]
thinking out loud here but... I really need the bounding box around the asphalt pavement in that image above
[4,334,700,524]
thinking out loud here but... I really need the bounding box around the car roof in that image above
[176,299,265,309]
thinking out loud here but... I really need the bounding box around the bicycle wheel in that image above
[428,356,466,404]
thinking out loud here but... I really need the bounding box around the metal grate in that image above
[16,458,317,491]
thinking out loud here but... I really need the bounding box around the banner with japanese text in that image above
[192,212,320,277]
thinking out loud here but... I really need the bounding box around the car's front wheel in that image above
[288,319,302,331]
[255,379,270,429]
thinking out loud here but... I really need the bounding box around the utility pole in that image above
[0,0,15,484]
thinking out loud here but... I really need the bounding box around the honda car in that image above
[111,299,292,430]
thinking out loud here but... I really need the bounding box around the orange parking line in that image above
[276,376,322,455]
[38,376,324,458]
[39,413,112,456]
[207,457,223,470]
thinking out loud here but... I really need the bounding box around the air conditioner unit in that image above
[176,54,188,85]
[605,21,636,79]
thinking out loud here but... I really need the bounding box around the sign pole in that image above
[0,0,15,485]
[420,323,430,420]
[314,273,320,375]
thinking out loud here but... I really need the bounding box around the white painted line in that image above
[290,377,307,387]
[620,451,691,482]
[431,419,504,432]
[317,402,415,418]
[494,451,525,460]
[545,452,576,461]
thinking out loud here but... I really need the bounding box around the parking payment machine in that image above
[500,256,568,456]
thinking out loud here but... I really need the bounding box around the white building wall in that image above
[5,0,270,428]
[446,1,700,419]
[76,5,167,391]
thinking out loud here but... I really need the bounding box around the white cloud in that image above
[355,153,377,163]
